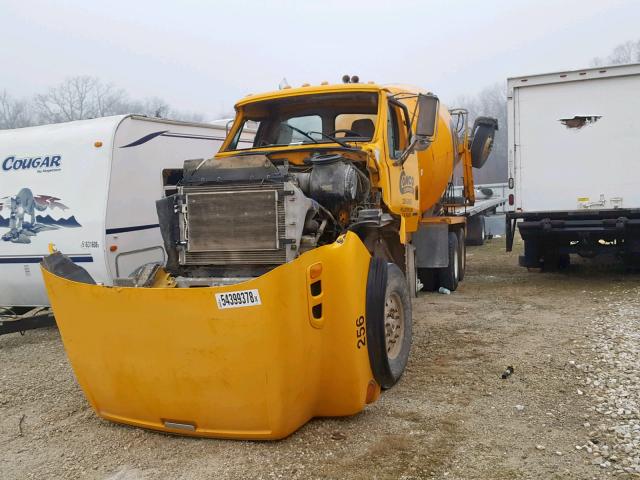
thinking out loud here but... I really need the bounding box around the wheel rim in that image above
[453,247,459,279]
[384,291,404,360]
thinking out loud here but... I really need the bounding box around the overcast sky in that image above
[2,0,639,118]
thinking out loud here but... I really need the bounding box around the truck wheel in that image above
[558,254,571,270]
[470,117,498,169]
[366,258,412,389]
[467,215,485,246]
[438,232,459,291]
[417,267,439,291]
[457,228,466,282]
[542,252,570,271]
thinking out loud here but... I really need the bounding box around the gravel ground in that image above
[580,285,640,474]
[1,236,640,479]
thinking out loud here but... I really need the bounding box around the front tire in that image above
[366,258,412,389]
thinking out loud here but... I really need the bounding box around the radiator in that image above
[179,183,287,266]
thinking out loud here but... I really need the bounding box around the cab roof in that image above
[234,82,424,108]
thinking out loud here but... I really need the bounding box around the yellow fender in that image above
[42,232,380,439]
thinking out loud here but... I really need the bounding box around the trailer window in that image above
[162,168,183,197]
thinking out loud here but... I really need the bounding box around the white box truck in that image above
[505,63,640,268]
[0,115,252,319]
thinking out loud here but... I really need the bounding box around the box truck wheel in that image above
[542,252,571,271]
[417,267,439,291]
[558,254,571,270]
[438,232,460,291]
[366,258,412,389]
[467,215,485,246]
[457,228,466,282]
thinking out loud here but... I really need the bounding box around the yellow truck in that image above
[41,76,496,439]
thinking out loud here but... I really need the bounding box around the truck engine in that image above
[157,151,374,285]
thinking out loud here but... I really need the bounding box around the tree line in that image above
[0,76,205,130]
[454,83,507,185]
[2,38,638,184]
[453,38,640,184]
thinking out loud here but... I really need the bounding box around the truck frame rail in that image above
[506,208,640,267]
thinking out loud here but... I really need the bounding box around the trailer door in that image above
[514,73,640,211]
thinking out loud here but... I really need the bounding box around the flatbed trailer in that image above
[452,186,507,245]
[506,208,640,267]
[463,196,507,217]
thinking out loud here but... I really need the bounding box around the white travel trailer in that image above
[0,115,247,308]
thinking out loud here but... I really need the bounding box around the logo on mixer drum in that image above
[399,170,415,195]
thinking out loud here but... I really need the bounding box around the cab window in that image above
[387,102,410,159]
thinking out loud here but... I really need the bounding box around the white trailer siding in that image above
[0,118,114,306]
[105,117,227,278]
[507,63,640,212]
[0,115,230,307]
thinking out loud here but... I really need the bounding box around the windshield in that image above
[226,92,379,151]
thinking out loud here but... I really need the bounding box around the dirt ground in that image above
[2,236,639,479]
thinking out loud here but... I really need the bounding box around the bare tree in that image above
[1,75,209,130]
[126,96,171,118]
[592,39,640,66]
[124,96,205,122]
[454,82,508,184]
[170,110,206,123]
[0,90,33,129]
[33,76,129,123]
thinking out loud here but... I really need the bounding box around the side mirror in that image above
[415,93,439,151]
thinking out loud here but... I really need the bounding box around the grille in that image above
[180,183,286,265]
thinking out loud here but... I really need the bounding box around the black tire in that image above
[520,239,542,268]
[541,254,558,272]
[417,267,439,291]
[470,117,498,169]
[438,232,459,291]
[542,252,570,272]
[558,254,571,270]
[467,215,485,246]
[457,228,466,282]
[366,258,412,389]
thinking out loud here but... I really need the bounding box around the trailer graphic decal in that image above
[120,130,226,148]
[2,155,62,173]
[0,188,81,244]
[0,255,93,264]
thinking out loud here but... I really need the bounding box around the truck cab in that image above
[40,78,497,440]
